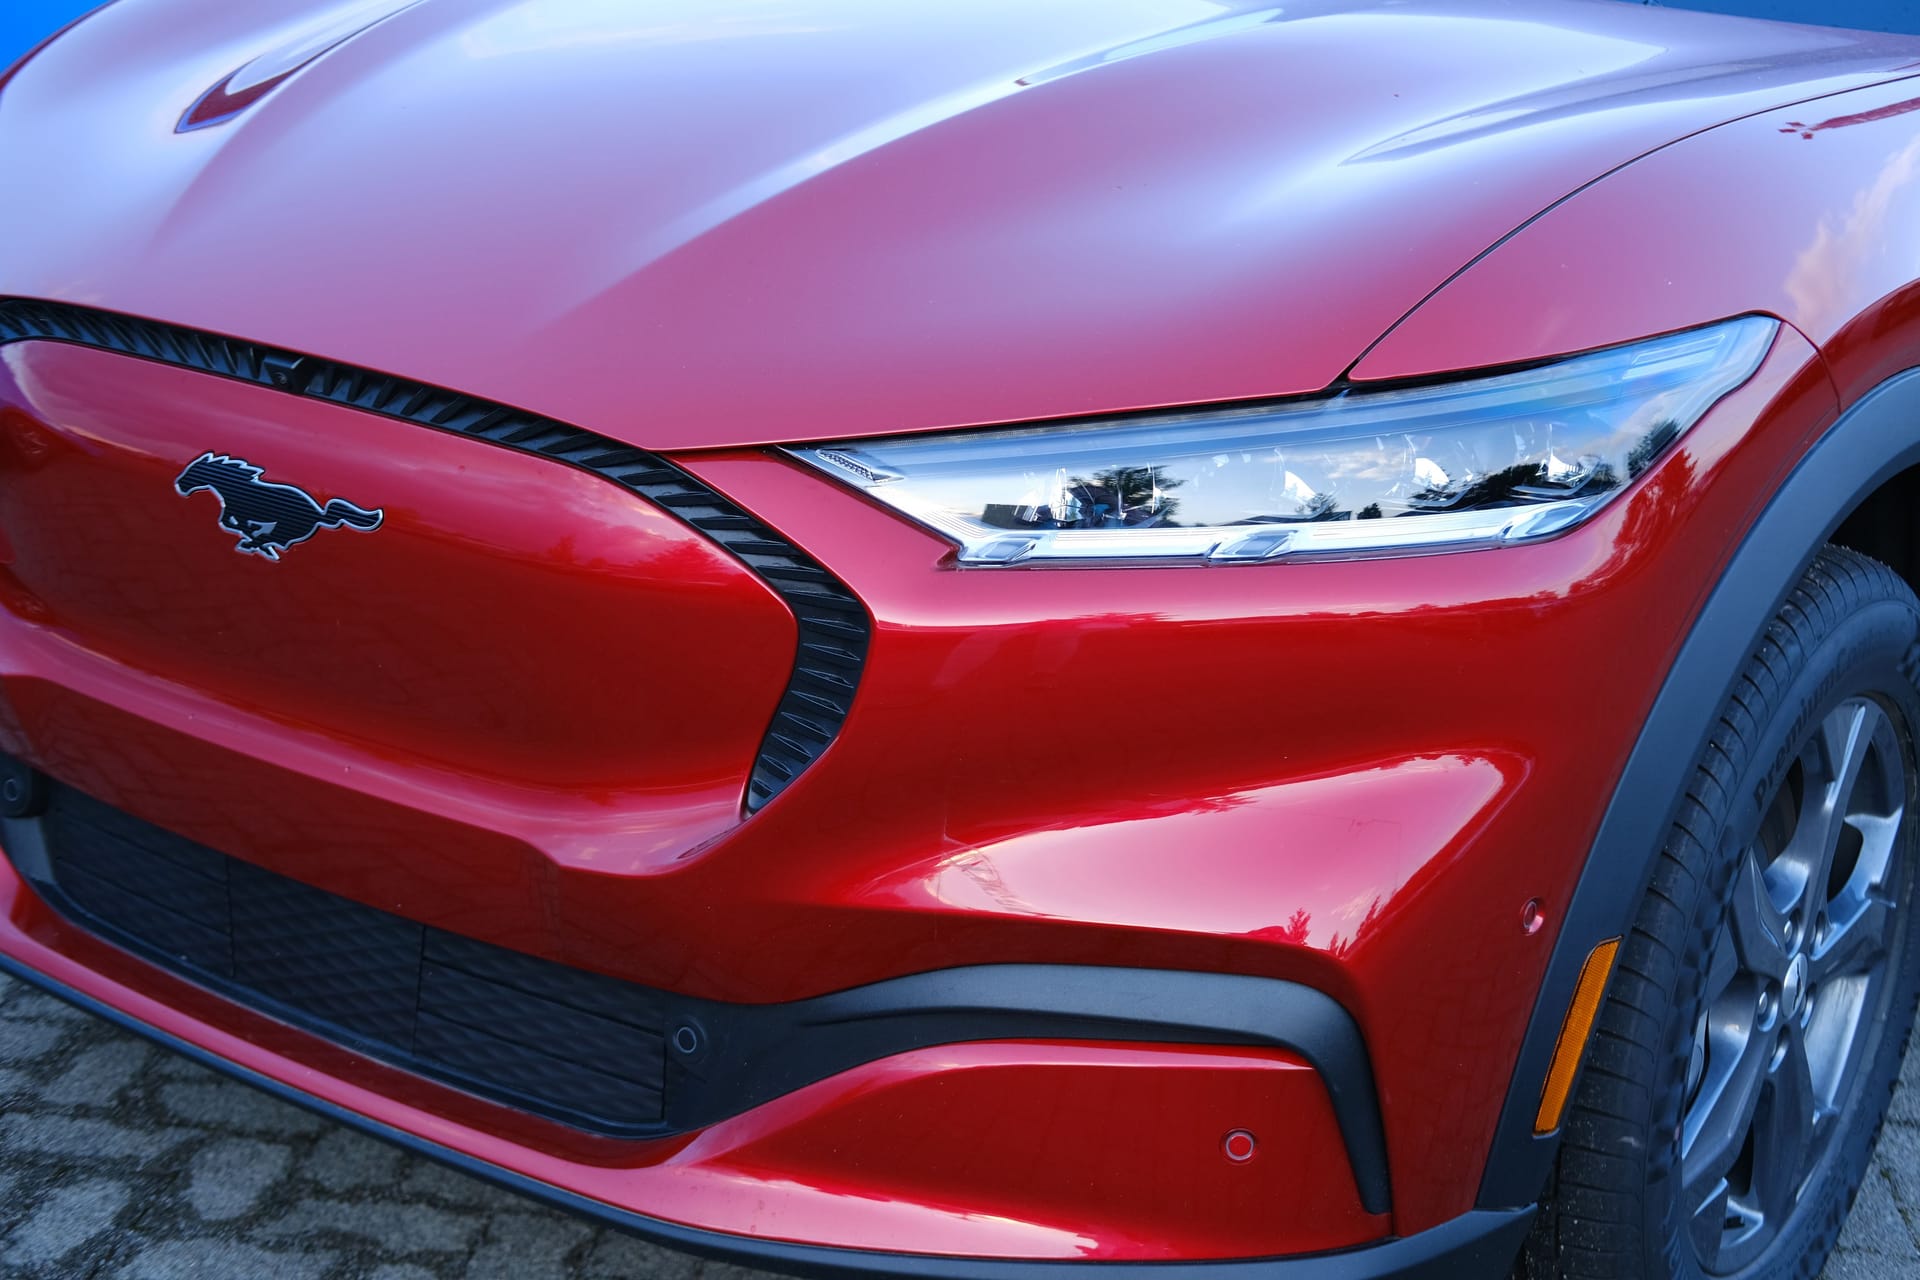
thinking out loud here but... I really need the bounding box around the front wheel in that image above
[1526,546,1920,1280]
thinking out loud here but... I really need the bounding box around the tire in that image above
[1525,545,1920,1280]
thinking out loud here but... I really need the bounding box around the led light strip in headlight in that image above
[791,316,1777,566]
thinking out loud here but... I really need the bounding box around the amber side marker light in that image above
[1534,937,1622,1135]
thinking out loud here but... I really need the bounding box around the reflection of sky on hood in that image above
[454,0,1243,58]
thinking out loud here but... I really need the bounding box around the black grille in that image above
[0,298,867,812]
[40,785,668,1134]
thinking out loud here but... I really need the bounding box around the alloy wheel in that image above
[1681,697,1910,1273]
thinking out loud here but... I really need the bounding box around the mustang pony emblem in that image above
[175,453,384,560]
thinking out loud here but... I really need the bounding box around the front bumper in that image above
[2,779,1390,1201]
[0,822,1455,1269]
[0,924,1531,1280]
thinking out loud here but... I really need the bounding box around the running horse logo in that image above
[174,453,384,560]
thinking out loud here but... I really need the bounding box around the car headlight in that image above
[789,316,1777,566]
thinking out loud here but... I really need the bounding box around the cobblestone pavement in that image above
[2,972,1918,1280]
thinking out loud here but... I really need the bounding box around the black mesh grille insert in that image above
[0,297,868,812]
[38,784,668,1134]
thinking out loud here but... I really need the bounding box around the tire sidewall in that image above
[1650,595,1920,1280]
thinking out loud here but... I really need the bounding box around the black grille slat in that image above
[58,835,230,923]
[56,862,234,975]
[36,783,669,1134]
[0,297,872,813]
[799,650,865,676]
[794,664,858,691]
[424,931,668,1028]
[60,795,228,883]
[399,383,438,418]
[416,971,664,1105]
[227,861,424,1048]
[413,1013,663,1124]
[418,967,664,1086]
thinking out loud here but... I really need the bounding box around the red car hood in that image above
[1,0,1915,450]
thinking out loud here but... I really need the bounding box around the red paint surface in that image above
[0,0,1912,446]
[1354,75,1920,403]
[0,0,1912,1262]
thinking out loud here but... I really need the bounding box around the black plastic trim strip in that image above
[1475,366,1920,1208]
[2,947,1524,1280]
[677,964,1395,1216]
[0,297,866,813]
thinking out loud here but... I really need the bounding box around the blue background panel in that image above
[1649,2,1920,35]
[2,1,105,74]
[9,3,1920,78]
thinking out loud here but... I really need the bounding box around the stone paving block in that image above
[185,1136,294,1221]
[369,1266,445,1280]
[0,1176,130,1269]
[0,981,85,1023]
[1822,1250,1911,1280]
[463,1210,596,1280]
[256,1196,484,1254]
[1870,1121,1920,1240]
[397,1157,532,1213]
[705,1259,789,1280]
[0,1168,18,1244]
[153,1052,214,1081]
[156,1080,325,1136]
[1835,1167,1918,1258]
[0,1016,70,1065]
[1894,1042,1920,1125]
[37,1038,154,1106]
[114,1238,340,1280]
[303,1125,403,1193]
[0,1111,194,1162]
[581,1230,707,1280]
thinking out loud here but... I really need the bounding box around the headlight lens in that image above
[790,316,1776,565]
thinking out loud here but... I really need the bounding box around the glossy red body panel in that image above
[0,329,1840,1246]
[662,336,1839,1233]
[0,868,1381,1258]
[1,0,1917,1267]
[1354,74,1920,400]
[0,0,1912,446]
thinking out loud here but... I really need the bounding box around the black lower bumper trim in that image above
[0,947,1526,1280]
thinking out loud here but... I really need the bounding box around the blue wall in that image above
[8,3,1920,75]
[2,2,104,73]
[1650,2,1920,35]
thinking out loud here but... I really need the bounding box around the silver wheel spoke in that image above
[1684,1018,1772,1204]
[1825,702,1877,797]
[1689,1179,1733,1270]
[1786,704,1873,926]
[1811,889,1893,985]
[1752,1031,1817,1225]
[1730,847,1793,983]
